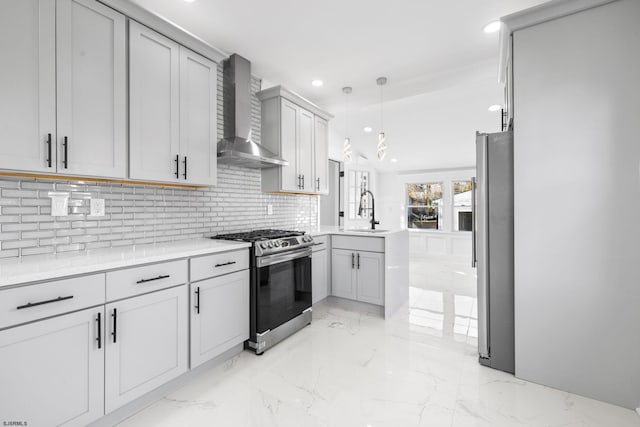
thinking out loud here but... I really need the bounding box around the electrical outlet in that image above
[48,192,69,216]
[267,204,273,215]
[90,198,105,217]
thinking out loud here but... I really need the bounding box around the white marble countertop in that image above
[0,239,250,289]
[300,226,405,238]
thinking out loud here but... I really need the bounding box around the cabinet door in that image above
[0,0,56,173]
[312,249,328,304]
[0,308,104,427]
[179,47,218,185]
[190,270,249,368]
[298,108,315,192]
[105,285,188,413]
[280,98,299,191]
[331,249,357,300]
[314,116,329,194]
[56,0,127,178]
[129,21,180,183]
[356,251,385,306]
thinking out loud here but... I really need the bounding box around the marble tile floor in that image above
[117,260,640,427]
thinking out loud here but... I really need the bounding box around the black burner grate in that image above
[211,229,304,242]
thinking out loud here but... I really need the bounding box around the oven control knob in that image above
[268,241,274,248]
[260,242,268,249]
[274,241,281,247]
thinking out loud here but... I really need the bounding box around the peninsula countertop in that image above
[302,226,405,238]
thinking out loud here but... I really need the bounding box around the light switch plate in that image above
[267,204,273,215]
[90,198,105,217]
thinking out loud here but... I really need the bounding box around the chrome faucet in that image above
[358,190,380,230]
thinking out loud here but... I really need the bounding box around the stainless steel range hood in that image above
[217,54,287,168]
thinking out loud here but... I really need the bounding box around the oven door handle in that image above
[257,247,312,268]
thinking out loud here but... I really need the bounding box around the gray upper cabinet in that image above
[130,21,217,186]
[0,0,56,173]
[0,0,126,178]
[129,21,181,183]
[258,86,333,195]
[314,116,329,194]
[56,0,127,178]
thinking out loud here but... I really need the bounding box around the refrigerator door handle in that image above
[471,176,477,268]
[476,132,490,360]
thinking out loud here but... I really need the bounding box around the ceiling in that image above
[130,0,549,171]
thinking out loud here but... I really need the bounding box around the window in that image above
[407,183,443,230]
[453,181,473,231]
[348,170,370,220]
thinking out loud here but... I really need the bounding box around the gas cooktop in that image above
[211,229,304,243]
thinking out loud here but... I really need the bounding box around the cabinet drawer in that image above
[190,249,249,282]
[0,274,105,330]
[106,260,187,301]
[332,235,384,253]
[311,235,328,252]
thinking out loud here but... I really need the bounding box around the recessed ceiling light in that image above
[363,126,373,133]
[183,0,196,3]
[483,20,501,34]
[311,80,323,87]
[488,104,502,112]
[390,158,398,163]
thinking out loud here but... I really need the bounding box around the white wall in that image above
[512,0,640,410]
[377,168,474,263]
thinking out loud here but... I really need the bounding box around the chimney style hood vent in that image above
[217,54,287,168]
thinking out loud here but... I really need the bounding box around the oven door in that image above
[254,247,312,334]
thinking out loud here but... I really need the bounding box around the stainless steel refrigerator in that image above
[472,130,514,374]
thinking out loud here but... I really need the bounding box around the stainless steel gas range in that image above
[211,230,314,354]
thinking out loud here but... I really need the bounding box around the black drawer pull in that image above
[16,295,74,310]
[112,308,117,343]
[214,261,236,268]
[62,136,68,169]
[96,312,102,349]
[183,156,187,180]
[136,274,170,284]
[46,133,52,168]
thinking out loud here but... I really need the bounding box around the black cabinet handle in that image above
[46,133,52,168]
[195,287,200,314]
[175,154,180,179]
[297,175,301,189]
[62,136,68,169]
[351,253,355,269]
[112,308,117,343]
[136,274,170,284]
[182,156,187,180]
[96,312,102,349]
[302,174,305,189]
[16,295,74,310]
[357,253,360,269]
[214,261,236,268]
[316,177,320,192]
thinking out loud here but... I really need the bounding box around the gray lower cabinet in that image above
[331,243,385,306]
[190,269,249,368]
[311,236,329,304]
[0,307,105,427]
[105,285,188,413]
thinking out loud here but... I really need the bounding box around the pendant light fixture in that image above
[343,86,353,163]
[376,77,388,160]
